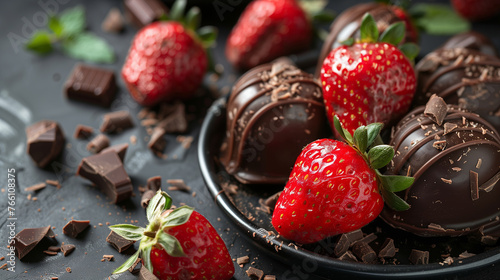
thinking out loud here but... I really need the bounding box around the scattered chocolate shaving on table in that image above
[77,151,133,203]
[24,183,46,192]
[47,246,61,252]
[102,254,114,261]
[61,244,76,256]
[176,135,194,149]
[141,190,156,208]
[378,238,396,258]
[470,170,480,200]
[64,64,117,107]
[66,267,72,273]
[14,226,55,259]
[138,265,159,280]
[148,127,166,157]
[246,266,264,280]
[62,220,89,238]
[263,276,276,280]
[106,231,135,253]
[124,0,168,28]
[129,257,142,274]
[220,182,238,195]
[424,95,448,126]
[26,120,65,167]
[74,124,93,139]
[409,249,429,264]
[102,8,124,33]
[45,179,61,189]
[146,176,162,191]
[101,143,129,162]
[100,111,134,133]
[0,263,6,270]
[43,250,58,256]
[237,255,250,267]
[167,179,190,192]
[87,134,110,154]
[352,242,377,264]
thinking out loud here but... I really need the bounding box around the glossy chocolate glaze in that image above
[220,61,328,184]
[315,3,415,77]
[440,31,499,58]
[380,101,500,237]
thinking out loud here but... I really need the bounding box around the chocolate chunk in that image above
[14,226,55,259]
[64,64,117,107]
[61,244,76,256]
[246,267,264,280]
[146,176,162,191]
[101,143,129,162]
[106,231,135,253]
[147,127,166,156]
[337,250,358,262]
[124,0,168,28]
[378,238,396,258]
[63,220,89,238]
[102,8,124,33]
[424,95,448,126]
[141,190,156,208]
[74,124,93,139]
[139,265,159,280]
[470,170,480,201]
[156,101,188,134]
[77,151,133,203]
[351,242,377,264]
[129,257,142,274]
[26,120,65,168]
[87,134,110,154]
[100,111,134,133]
[334,234,350,257]
[237,255,250,265]
[24,183,46,192]
[409,249,429,264]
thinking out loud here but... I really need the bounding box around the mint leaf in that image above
[62,33,114,63]
[25,31,53,54]
[108,225,145,241]
[113,250,139,274]
[157,231,186,257]
[360,13,378,43]
[48,16,63,37]
[409,4,470,35]
[379,22,405,46]
[368,145,394,169]
[60,5,86,36]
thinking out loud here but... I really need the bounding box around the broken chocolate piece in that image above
[102,8,124,33]
[443,123,458,135]
[147,127,166,156]
[87,134,110,154]
[103,254,114,261]
[156,102,188,133]
[61,244,76,256]
[146,176,162,191]
[124,0,168,28]
[166,179,190,192]
[63,220,89,238]
[334,234,350,257]
[100,111,134,133]
[459,251,476,259]
[409,249,429,264]
[74,124,93,139]
[129,257,142,274]
[352,242,377,264]
[101,143,129,162]
[424,95,448,126]
[378,238,396,258]
[47,246,61,252]
[107,231,135,253]
[77,151,133,203]
[139,265,159,280]
[43,250,58,256]
[237,255,250,266]
[24,183,46,192]
[141,190,156,208]
[14,226,55,259]
[64,64,117,107]
[26,120,65,168]
[246,267,264,280]
[337,250,358,262]
[263,276,276,280]
[470,170,480,201]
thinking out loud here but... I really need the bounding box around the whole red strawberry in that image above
[321,13,418,134]
[122,1,216,106]
[451,0,500,21]
[111,191,234,279]
[226,0,311,70]
[272,118,413,244]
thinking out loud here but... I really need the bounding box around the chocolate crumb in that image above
[459,251,476,259]
[441,178,452,184]
[237,255,250,266]
[87,134,110,153]
[470,170,480,200]
[409,249,429,264]
[102,8,124,33]
[106,231,135,253]
[476,158,482,169]
[25,183,46,192]
[43,250,58,256]
[424,94,448,126]
[103,254,114,261]
[74,125,93,139]
[61,244,75,256]
[66,267,71,273]
[47,246,61,252]
[45,179,61,189]
[221,182,238,195]
[246,267,264,280]
[166,179,190,192]
[63,220,89,238]
[264,276,276,280]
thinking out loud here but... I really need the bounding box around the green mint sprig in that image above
[25,6,114,63]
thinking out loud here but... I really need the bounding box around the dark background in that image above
[0,0,499,279]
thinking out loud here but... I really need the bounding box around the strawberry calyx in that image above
[110,191,194,274]
[341,13,419,62]
[333,115,413,211]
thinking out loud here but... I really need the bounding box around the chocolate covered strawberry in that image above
[111,191,234,279]
[122,0,217,106]
[272,117,413,244]
[321,13,418,134]
[451,0,500,21]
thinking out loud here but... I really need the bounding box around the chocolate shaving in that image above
[264,276,276,280]
[476,158,482,169]
[74,125,93,139]
[470,170,480,201]
[378,238,396,258]
[481,235,499,246]
[100,111,134,133]
[246,267,264,280]
[459,251,476,259]
[148,127,166,156]
[428,223,446,231]
[129,257,142,274]
[43,250,58,256]
[102,254,114,261]
[14,226,55,259]
[443,123,458,135]
[47,246,61,252]
[146,176,162,191]
[87,134,110,154]
[45,179,61,189]
[433,140,447,150]
[25,183,46,192]
[441,178,452,184]
[352,242,377,264]
[102,8,124,33]
[480,170,500,192]
[141,190,156,208]
[424,94,448,126]
[409,249,429,264]
[106,231,135,253]
[63,220,89,238]
[139,265,159,280]
[167,179,190,192]
[221,182,238,195]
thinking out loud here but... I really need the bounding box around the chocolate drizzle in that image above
[220,61,328,184]
[381,98,500,237]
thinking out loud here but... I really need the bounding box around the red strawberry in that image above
[389,5,419,43]
[451,0,500,21]
[321,13,417,134]
[226,0,312,70]
[111,191,234,279]
[122,1,216,106]
[272,118,413,244]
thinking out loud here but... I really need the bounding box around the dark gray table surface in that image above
[0,0,499,279]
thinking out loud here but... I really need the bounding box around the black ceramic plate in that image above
[198,98,500,279]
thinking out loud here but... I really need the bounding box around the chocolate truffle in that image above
[380,96,500,237]
[26,120,65,168]
[220,61,329,184]
[315,2,417,76]
[414,33,500,132]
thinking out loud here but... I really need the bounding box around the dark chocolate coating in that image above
[26,120,65,168]
[315,3,416,77]
[380,104,500,237]
[440,31,499,57]
[414,47,500,132]
[220,61,329,184]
